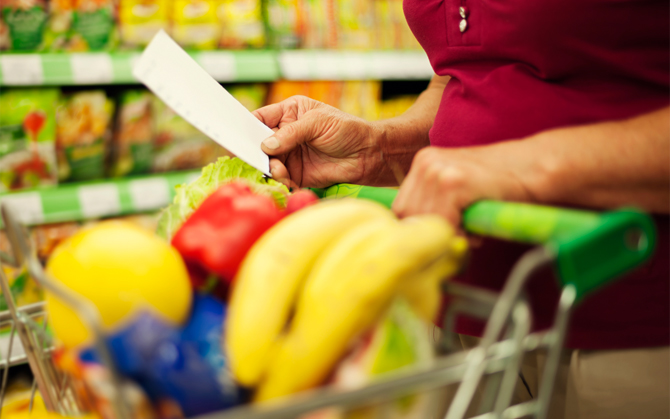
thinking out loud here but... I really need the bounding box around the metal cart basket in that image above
[0,184,656,419]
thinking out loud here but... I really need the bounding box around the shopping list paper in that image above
[132,30,272,175]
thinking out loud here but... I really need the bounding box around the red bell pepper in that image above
[171,182,284,287]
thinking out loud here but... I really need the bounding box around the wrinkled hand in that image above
[254,96,380,189]
[393,145,538,226]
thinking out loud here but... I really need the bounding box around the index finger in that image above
[252,103,285,129]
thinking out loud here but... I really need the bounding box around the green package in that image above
[0,89,60,191]
[111,90,155,177]
[263,0,300,48]
[227,84,268,111]
[68,0,117,51]
[56,91,114,181]
[1,0,48,51]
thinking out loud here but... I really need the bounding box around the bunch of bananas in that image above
[225,198,468,402]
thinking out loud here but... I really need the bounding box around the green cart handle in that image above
[311,184,656,301]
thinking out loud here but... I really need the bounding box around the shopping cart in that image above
[0,184,656,419]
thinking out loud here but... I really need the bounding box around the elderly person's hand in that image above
[392,143,537,226]
[254,96,382,189]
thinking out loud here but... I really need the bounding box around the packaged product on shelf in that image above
[337,0,375,49]
[43,0,73,51]
[112,89,155,177]
[0,5,10,50]
[119,0,169,48]
[308,81,343,107]
[267,80,310,105]
[299,0,336,49]
[153,97,232,172]
[339,80,381,121]
[373,0,393,50]
[31,221,81,261]
[264,0,300,48]
[378,95,418,120]
[217,0,265,49]
[0,263,43,311]
[1,0,49,51]
[68,0,117,51]
[172,0,220,50]
[0,89,59,191]
[227,83,267,111]
[56,90,115,181]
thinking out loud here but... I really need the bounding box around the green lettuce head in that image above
[157,157,289,240]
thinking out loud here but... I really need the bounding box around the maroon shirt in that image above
[404,0,669,349]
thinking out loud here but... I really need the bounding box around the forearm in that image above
[517,106,670,212]
[366,75,450,185]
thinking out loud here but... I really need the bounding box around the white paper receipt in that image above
[132,30,272,175]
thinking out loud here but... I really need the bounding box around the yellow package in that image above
[340,81,381,121]
[119,0,170,48]
[172,0,220,50]
[217,0,265,48]
[337,0,375,49]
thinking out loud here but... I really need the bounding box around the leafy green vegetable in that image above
[157,157,289,240]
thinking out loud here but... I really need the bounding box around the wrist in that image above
[363,119,430,186]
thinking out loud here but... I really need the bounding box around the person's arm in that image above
[393,106,670,224]
[370,75,450,184]
[254,75,449,188]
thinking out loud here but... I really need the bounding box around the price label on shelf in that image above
[78,185,121,219]
[0,55,44,85]
[340,52,369,80]
[312,52,342,80]
[70,54,114,84]
[0,193,44,225]
[129,178,170,211]
[278,51,312,80]
[197,52,236,81]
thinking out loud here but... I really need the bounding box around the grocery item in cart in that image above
[152,96,232,173]
[172,0,220,49]
[68,0,117,51]
[322,299,435,419]
[227,199,397,387]
[119,0,169,47]
[217,0,265,48]
[111,89,155,177]
[81,295,243,416]
[256,215,460,401]
[0,89,59,191]
[1,0,48,50]
[56,90,115,181]
[156,156,289,240]
[45,221,192,348]
[171,182,285,290]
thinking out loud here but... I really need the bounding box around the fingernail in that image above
[263,137,280,150]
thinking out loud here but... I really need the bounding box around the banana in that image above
[255,214,458,401]
[226,199,395,387]
[399,233,468,322]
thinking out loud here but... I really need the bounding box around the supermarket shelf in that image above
[0,50,433,86]
[0,171,199,226]
[277,50,434,80]
[0,51,280,86]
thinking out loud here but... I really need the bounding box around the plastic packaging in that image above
[171,0,220,49]
[0,89,60,191]
[56,90,115,181]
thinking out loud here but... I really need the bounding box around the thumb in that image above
[260,113,319,156]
